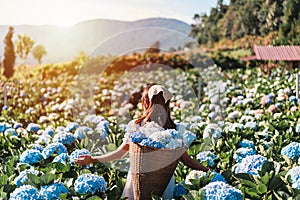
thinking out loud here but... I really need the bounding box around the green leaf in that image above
[87,196,102,200]
[183,190,201,200]
[234,173,253,181]
[105,144,117,152]
[40,174,56,185]
[259,162,274,176]
[0,175,8,186]
[246,187,260,198]
[51,162,70,173]
[0,191,7,199]
[256,184,267,194]
[151,194,163,200]
[3,184,15,194]
[274,191,291,200]
[260,173,271,185]
[26,173,41,186]
[269,175,284,191]
[59,193,68,200]
[239,179,257,187]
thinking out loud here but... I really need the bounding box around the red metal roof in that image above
[242,55,257,61]
[254,46,300,61]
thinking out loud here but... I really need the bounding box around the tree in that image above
[3,26,16,79]
[277,0,300,45]
[145,41,160,54]
[32,45,47,64]
[15,34,34,65]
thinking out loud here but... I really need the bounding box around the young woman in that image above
[75,84,210,199]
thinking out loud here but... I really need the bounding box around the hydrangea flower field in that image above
[1,59,300,199]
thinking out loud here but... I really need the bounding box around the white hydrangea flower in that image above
[139,121,164,137]
[185,170,207,185]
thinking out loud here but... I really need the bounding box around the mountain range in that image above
[0,18,191,64]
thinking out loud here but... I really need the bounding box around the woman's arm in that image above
[180,151,210,172]
[75,143,129,166]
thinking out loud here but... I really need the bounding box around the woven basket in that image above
[129,142,185,200]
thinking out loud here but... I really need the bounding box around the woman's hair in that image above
[135,84,176,129]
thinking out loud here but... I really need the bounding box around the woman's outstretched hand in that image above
[74,155,94,166]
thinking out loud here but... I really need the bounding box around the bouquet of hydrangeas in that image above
[129,121,196,149]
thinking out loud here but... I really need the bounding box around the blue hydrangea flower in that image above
[31,144,44,152]
[55,126,65,132]
[26,123,40,132]
[74,174,107,194]
[196,151,216,167]
[74,126,92,140]
[65,122,79,132]
[70,149,91,163]
[4,128,17,136]
[139,138,164,148]
[173,182,188,197]
[97,120,109,132]
[203,124,222,143]
[95,120,109,139]
[296,125,300,133]
[281,142,300,161]
[268,93,274,99]
[289,96,297,102]
[275,102,282,108]
[130,131,147,143]
[42,142,68,159]
[265,98,272,104]
[286,166,300,189]
[53,153,70,164]
[44,128,54,136]
[208,112,217,119]
[40,183,69,199]
[235,155,268,175]
[170,130,181,139]
[13,122,23,129]
[0,122,12,132]
[233,148,256,163]
[14,169,39,187]
[244,122,257,130]
[9,185,40,200]
[183,131,196,148]
[19,149,43,165]
[203,181,243,200]
[239,140,255,150]
[52,132,75,145]
[210,172,227,183]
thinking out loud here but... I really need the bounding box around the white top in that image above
[121,120,186,199]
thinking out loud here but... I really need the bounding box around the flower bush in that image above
[203,181,243,200]
[9,185,40,200]
[52,132,75,145]
[42,142,68,159]
[70,149,91,163]
[196,151,216,167]
[14,169,39,187]
[19,149,43,165]
[235,155,268,175]
[2,57,300,199]
[39,183,69,199]
[281,142,300,161]
[74,174,107,194]
[233,147,256,163]
[286,166,300,189]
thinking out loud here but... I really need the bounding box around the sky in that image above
[0,0,229,26]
